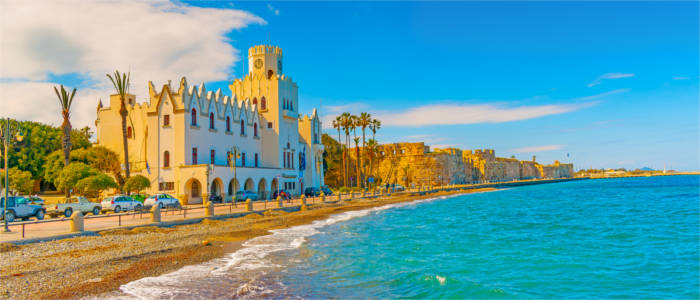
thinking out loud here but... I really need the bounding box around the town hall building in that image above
[95,45,325,204]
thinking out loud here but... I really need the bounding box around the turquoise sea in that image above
[116,176,699,299]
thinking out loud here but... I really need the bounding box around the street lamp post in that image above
[2,118,24,232]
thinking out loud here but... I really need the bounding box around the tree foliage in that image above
[44,146,124,189]
[124,175,150,194]
[75,173,118,197]
[55,162,97,193]
[0,167,34,195]
[0,119,91,180]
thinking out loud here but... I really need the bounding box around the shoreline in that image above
[1,188,496,299]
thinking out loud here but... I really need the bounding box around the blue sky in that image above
[1,1,697,170]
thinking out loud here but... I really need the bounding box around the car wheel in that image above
[5,211,15,222]
[135,204,142,211]
[64,208,73,218]
[159,203,164,209]
[114,206,121,213]
[36,210,45,220]
[93,207,100,215]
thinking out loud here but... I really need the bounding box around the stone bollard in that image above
[320,192,326,203]
[300,195,306,206]
[337,192,341,201]
[151,205,161,223]
[361,190,366,198]
[277,196,283,208]
[205,201,214,217]
[245,199,253,212]
[70,211,84,232]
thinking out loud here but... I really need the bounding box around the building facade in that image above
[95,45,324,204]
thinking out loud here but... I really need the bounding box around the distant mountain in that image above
[639,167,655,171]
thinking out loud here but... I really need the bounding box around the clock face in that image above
[277,60,282,73]
[254,59,263,69]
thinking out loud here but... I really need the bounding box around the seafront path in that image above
[0,177,586,244]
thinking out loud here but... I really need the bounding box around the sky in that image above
[0,1,698,171]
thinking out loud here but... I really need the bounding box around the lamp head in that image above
[15,131,24,142]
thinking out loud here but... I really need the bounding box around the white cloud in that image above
[374,102,595,127]
[587,72,634,87]
[512,144,564,153]
[0,0,264,128]
[267,4,280,16]
[575,88,629,101]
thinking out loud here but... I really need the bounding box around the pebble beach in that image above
[1,189,492,299]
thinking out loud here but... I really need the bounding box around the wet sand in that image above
[0,188,494,299]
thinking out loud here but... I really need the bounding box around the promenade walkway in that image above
[0,177,586,244]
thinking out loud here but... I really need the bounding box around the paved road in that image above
[0,194,343,243]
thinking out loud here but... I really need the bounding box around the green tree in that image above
[124,175,150,194]
[0,119,91,182]
[357,112,371,187]
[75,173,118,198]
[0,168,34,195]
[322,134,343,187]
[44,147,125,191]
[55,162,97,194]
[106,70,132,179]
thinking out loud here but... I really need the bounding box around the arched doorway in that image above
[270,178,279,199]
[210,178,223,202]
[186,178,202,204]
[244,178,255,191]
[257,179,267,200]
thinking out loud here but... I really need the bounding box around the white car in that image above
[100,195,142,213]
[143,194,180,209]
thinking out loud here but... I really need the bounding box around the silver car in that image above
[100,195,142,213]
[143,194,180,209]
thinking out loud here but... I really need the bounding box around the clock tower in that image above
[248,45,283,79]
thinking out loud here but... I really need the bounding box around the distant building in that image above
[96,45,324,204]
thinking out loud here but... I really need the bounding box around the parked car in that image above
[304,187,320,197]
[385,184,406,192]
[130,194,148,203]
[26,196,45,206]
[321,185,334,196]
[100,195,142,213]
[144,194,181,209]
[234,190,258,201]
[47,196,102,218]
[208,194,223,203]
[0,196,45,222]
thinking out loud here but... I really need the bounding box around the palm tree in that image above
[53,85,77,198]
[366,138,378,184]
[350,114,361,187]
[106,70,132,179]
[370,118,381,141]
[339,112,353,187]
[358,112,371,186]
[332,116,345,187]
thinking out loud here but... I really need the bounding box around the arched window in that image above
[240,120,245,135]
[254,122,258,137]
[226,116,231,132]
[191,108,197,126]
[252,97,257,106]
[127,126,133,139]
[261,97,266,110]
[267,70,274,79]
[163,151,170,168]
[209,113,215,129]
